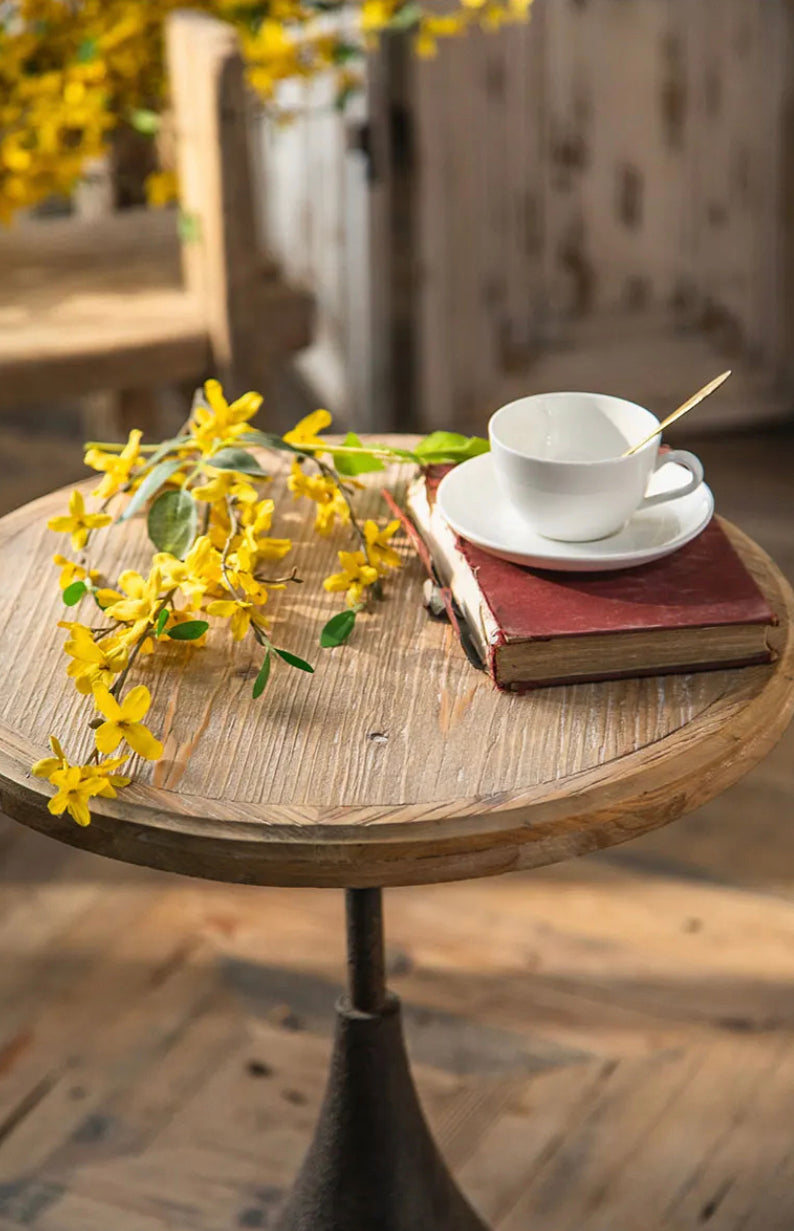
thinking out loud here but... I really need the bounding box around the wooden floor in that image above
[1,413,794,1229]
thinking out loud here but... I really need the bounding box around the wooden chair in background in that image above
[0,11,313,437]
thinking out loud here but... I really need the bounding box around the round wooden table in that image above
[1,453,793,1231]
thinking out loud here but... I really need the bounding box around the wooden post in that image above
[166,12,313,400]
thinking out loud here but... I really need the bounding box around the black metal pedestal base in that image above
[273,890,489,1231]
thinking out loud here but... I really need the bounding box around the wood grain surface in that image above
[0,439,792,888]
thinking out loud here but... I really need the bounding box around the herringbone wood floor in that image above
[0,411,793,1230]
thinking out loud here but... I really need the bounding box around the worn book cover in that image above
[408,468,776,690]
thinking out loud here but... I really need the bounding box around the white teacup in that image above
[489,392,704,543]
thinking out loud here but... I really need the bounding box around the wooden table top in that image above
[1,445,793,889]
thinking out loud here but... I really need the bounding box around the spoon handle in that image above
[623,369,732,457]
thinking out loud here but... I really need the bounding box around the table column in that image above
[274,888,489,1231]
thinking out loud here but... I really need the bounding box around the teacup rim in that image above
[489,390,660,467]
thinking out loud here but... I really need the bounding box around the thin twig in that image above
[312,454,368,554]
[220,497,244,600]
[254,566,303,585]
[109,590,176,699]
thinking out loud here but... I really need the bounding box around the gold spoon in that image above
[623,369,732,457]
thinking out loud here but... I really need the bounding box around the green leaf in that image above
[332,432,385,476]
[76,36,97,62]
[167,619,209,641]
[320,609,356,648]
[273,647,315,673]
[238,429,302,455]
[252,650,272,698]
[118,457,184,522]
[155,608,169,636]
[331,40,361,64]
[147,490,198,559]
[413,432,490,464]
[335,85,358,113]
[62,580,87,607]
[178,210,201,244]
[129,107,161,135]
[203,447,269,478]
[389,1,422,28]
[142,435,192,470]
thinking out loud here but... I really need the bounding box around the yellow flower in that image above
[98,567,163,624]
[154,537,222,602]
[230,520,293,573]
[190,380,263,453]
[364,519,402,574]
[227,568,271,605]
[323,550,379,607]
[46,765,105,828]
[93,685,164,760]
[64,625,128,695]
[145,169,179,208]
[206,594,268,641]
[239,496,275,531]
[110,618,158,658]
[415,25,439,57]
[31,735,68,780]
[287,461,350,536]
[191,471,260,505]
[360,0,397,32]
[83,755,132,800]
[84,429,143,499]
[40,749,129,828]
[251,535,292,562]
[283,408,332,450]
[53,554,99,591]
[313,488,351,536]
[47,490,112,551]
[415,11,470,56]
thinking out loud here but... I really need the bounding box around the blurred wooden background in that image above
[262,0,794,432]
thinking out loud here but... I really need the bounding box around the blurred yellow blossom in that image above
[1,1,532,223]
[85,430,143,500]
[206,593,268,640]
[283,409,332,450]
[98,567,164,624]
[287,460,350,535]
[37,363,491,828]
[192,471,260,506]
[145,168,179,207]
[93,684,164,760]
[31,735,68,781]
[63,624,128,695]
[53,555,99,591]
[323,550,379,607]
[190,380,262,453]
[47,490,112,551]
[364,519,402,574]
[45,765,105,828]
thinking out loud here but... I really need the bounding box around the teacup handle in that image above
[640,449,704,510]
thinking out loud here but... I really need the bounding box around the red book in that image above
[407,468,777,691]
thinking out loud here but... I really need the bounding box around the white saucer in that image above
[436,452,715,573]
